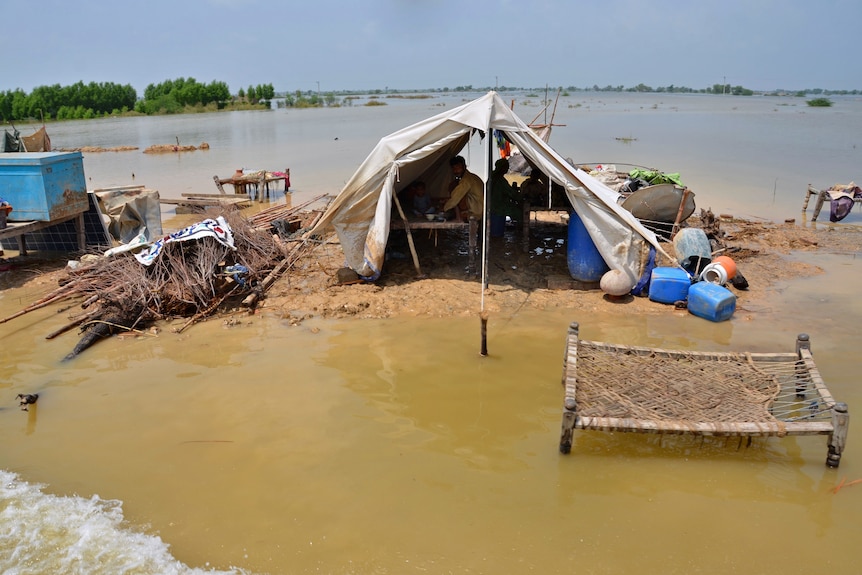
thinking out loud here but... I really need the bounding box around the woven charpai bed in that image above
[559,322,849,467]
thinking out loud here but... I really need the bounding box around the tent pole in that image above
[480,125,492,356]
[392,191,423,277]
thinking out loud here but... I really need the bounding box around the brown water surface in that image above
[1,249,860,574]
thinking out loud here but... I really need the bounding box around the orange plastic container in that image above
[712,255,737,279]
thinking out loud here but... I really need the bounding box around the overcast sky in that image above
[2,0,859,96]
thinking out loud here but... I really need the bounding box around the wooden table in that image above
[390,217,479,274]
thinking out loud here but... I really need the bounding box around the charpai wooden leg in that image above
[560,322,579,454]
[827,402,849,468]
[811,190,829,222]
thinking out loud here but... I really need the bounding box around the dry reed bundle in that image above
[1,204,330,360]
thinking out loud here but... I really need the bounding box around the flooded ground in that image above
[1,93,861,574]
[1,244,861,574]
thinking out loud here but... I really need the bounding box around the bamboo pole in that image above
[45,310,101,340]
[248,194,328,231]
[0,284,81,324]
[479,126,493,356]
[391,191,423,278]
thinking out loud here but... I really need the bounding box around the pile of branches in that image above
[1,196,331,361]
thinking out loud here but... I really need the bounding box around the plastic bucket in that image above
[490,214,506,237]
[567,211,609,282]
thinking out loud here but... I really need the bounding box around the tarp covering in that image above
[1,126,52,152]
[2,130,21,152]
[309,91,673,281]
[94,187,163,244]
[20,126,51,152]
[133,216,234,266]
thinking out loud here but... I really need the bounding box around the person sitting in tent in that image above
[441,155,484,221]
[410,181,434,217]
[521,168,548,207]
[489,158,522,222]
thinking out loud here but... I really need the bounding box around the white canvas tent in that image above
[310,91,672,282]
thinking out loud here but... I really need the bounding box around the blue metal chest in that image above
[0,152,88,221]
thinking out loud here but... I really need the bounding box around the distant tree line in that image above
[236,83,276,105]
[3,79,858,123]
[278,90,339,108]
[137,77,231,114]
[0,81,137,121]
[0,78,277,121]
[138,79,276,114]
[374,84,860,97]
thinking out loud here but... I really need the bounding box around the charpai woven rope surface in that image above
[575,343,781,424]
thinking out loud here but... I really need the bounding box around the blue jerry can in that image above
[648,267,692,304]
[687,281,737,322]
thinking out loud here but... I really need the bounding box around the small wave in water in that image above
[0,470,251,575]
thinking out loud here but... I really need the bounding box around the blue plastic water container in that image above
[648,267,691,304]
[567,211,609,282]
[687,281,737,322]
[490,214,506,237]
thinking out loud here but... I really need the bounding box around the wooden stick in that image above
[45,309,101,340]
[81,293,101,309]
[391,191,423,277]
[174,286,238,334]
[241,209,327,308]
[480,311,488,356]
[0,288,79,324]
[670,187,692,239]
[802,184,818,211]
[248,194,329,230]
[833,478,862,494]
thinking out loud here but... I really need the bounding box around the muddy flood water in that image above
[1,92,861,574]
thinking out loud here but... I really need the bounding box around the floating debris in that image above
[16,393,38,411]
